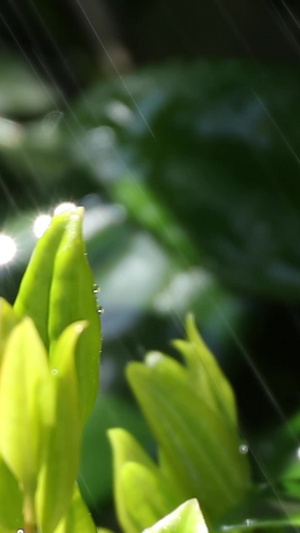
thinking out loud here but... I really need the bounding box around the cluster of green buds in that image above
[109,315,252,533]
[0,205,252,533]
[0,208,101,533]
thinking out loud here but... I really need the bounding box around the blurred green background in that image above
[1,0,300,528]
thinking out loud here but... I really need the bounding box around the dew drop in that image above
[97,306,104,315]
[51,368,59,376]
[239,443,249,454]
[17,529,24,533]
[93,284,99,295]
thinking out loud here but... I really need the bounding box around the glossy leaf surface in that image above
[36,322,84,533]
[14,207,101,422]
[174,314,237,427]
[143,499,208,533]
[127,349,250,521]
[53,485,97,533]
[120,462,182,533]
[108,429,159,533]
[109,429,182,533]
[0,318,49,496]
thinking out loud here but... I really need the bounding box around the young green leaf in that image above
[14,207,101,423]
[178,314,237,426]
[143,499,208,533]
[36,322,84,533]
[0,454,23,530]
[127,352,250,521]
[108,429,159,533]
[48,209,101,422]
[0,298,18,368]
[13,210,71,348]
[120,462,182,533]
[109,428,182,533]
[0,318,49,497]
[53,485,97,533]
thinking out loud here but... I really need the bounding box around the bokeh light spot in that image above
[54,202,77,215]
[0,234,17,265]
[33,214,52,238]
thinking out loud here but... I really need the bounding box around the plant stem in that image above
[24,524,36,533]
[23,492,37,533]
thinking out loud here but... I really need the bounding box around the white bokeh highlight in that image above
[54,202,77,215]
[33,214,52,238]
[0,234,17,265]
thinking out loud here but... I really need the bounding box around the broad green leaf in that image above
[0,53,55,117]
[72,59,300,302]
[174,314,237,427]
[120,462,182,533]
[143,499,208,533]
[113,176,197,265]
[14,207,101,422]
[0,298,18,367]
[0,318,49,496]
[127,354,250,521]
[36,322,83,533]
[53,485,97,533]
[0,454,23,530]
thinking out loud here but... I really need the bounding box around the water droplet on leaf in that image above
[93,284,99,294]
[239,443,249,454]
